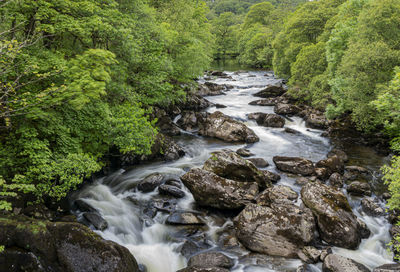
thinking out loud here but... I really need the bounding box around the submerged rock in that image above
[0,215,139,272]
[198,111,259,143]
[301,182,362,249]
[180,168,258,210]
[253,85,285,98]
[323,254,370,272]
[273,156,314,176]
[234,203,316,258]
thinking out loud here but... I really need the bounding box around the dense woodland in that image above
[1,0,400,257]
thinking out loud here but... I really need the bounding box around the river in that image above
[71,70,394,271]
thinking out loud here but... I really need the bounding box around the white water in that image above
[72,71,394,272]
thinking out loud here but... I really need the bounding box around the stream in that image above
[71,70,394,272]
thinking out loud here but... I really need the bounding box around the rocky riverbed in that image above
[2,70,398,272]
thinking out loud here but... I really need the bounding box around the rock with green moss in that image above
[301,182,363,249]
[0,215,139,272]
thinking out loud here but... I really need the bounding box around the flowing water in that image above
[71,71,394,271]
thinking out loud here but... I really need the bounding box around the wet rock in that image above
[344,166,372,182]
[327,149,348,162]
[82,212,108,231]
[315,155,345,176]
[234,203,316,258]
[0,215,139,272]
[315,167,330,180]
[0,248,44,272]
[274,103,301,115]
[152,198,178,213]
[298,246,321,264]
[198,82,226,96]
[215,103,227,108]
[137,173,164,193]
[179,240,211,258]
[198,111,259,143]
[253,85,285,98]
[273,156,314,176]
[74,199,98,213]
[164,179,182,188]
[256,185,298,206]
[320,247,333,261]
[22,204,56,221]
[285,127,301,134]
[323,254,370,272]
[305,113,328,129]
[236,148,254,157]
[261,170,281,184]
[188,252,234,269]
[138,264,147,272]
[180,168,258,210]
[248,98,277,106]
[361,198,385,217]
[297,264,314,272]
[301,182,362,249]
[210,71,228,77]
[247,158,269,168]
[357,218,371,239]
[156,115,181,136]
[347,181,372,196]
[373,263,400,272]
[248,112,285,128]
[177,267,229,272]
[329,173,344,188]
[158,184,185,198]
[178,111,207,131]
[166,212,205,225]
[203,150,270,188]
[180,95,211,111]
[296,177,313,186]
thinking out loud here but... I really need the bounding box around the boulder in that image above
[156,115,181,136]
[274,103,301,115]
[198,82,226,96]
[0,215,139,272]
[188,252,234,269]
[256,185,298,206]
[247,158,269,168]
[373,263,400,272]
[249,98,277,106]
[198,111,259,143]
[253,85,285,98]
[327,149,348,162]
[234,203,316,258]
[347,181,372,196]
[248,112,285,128]
[261,170,281,184]
[180,95,211,111]
[329,173,344,188]
[305,113,328,129]
[210,71,228,77]
[180,168,258,210]
[177,267,229,272]
[315,155,345,176]
[273,156,314,176]
[301,182,362,249]
[158,184,185,198]
[322,254,370,272]
[177,111,207,131]
[236,148,253,157]
[166,212,205,225]
[361,197,385,216]
[137,173,164,193]
[357,218,371,239]
[74,199,99,213]
[298,246,321,264]
[344,166,372,182]
[203,150,271,189]
[82,212,108,231]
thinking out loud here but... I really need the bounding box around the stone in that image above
[329,173,344,188]
[301,182,362,249]
[299,246,321,264]
[166,212,205,225]
[177,267,229,272]
[198,82,226,96]
[253,85,285,98]
[236,148,254,157]
[188,252,234,269]
[198,111,259,143]
[327,149,348,162]
[215,104,227,109]
[315,155,345,176]
[323,254,370,272]
[249,98,277,106]
[248,112,285,128]
[357,218,371,239]
[261,170,281,184]
[177,111,207,131]
[234,203,316,258]
[203,150,271,189]
[273,156,314,176]
[156,115,181,136]
[247,158,269,168]
[373,263,400,272]
[361,197,385,217]
[82,212,108,231]
[274,103,301,115]
[137,173,164,193]
[158,184,185,198]
[305,113,328,129]
[344,166,372,182]
[180,168,258,210]
[256,185,298,206]
[285,127,301,134]
[347,181,372,196]
[74,199,98,213]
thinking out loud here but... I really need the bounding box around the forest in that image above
[1,0,400,271]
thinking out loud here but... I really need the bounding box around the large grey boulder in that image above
[273,156,314,176]
[323,254,370,272]
[187,252,234,269]
[248,112,285,128]
[234,203,316,258]
[198,111,259,143]
[180,168,258,210]
[301,182,363,249]
[256,185,298,206]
